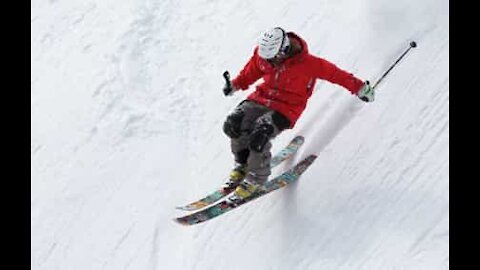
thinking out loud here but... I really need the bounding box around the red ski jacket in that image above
[232,32,364,128]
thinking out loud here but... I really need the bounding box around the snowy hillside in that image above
[31,0,448,269]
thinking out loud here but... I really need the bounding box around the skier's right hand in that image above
[223,83,237,96]
[223,71,237,96]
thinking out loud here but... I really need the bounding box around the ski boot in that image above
[222,163,247,192]
[232,178,261,202]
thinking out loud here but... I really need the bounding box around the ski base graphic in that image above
[175,155,317,226]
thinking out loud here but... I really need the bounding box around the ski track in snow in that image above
[32,0,448,269]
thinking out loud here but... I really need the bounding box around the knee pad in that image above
[249,123,274,152]
[272,111,291,131]
[223,109,244,139]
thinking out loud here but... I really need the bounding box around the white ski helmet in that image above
[258,27,290,59]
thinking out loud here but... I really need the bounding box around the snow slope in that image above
[31,0,449,269]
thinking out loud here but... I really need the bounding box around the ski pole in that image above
[372,41,417,89]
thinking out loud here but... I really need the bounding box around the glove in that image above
[223,82,237,96]
[357,81,375,102]
[222,71,238,96]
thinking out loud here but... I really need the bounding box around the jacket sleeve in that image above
[310,56,364,95]
[231,49,264,90]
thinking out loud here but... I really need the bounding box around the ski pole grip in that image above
[223,71,234,96]
[223,71,231,86]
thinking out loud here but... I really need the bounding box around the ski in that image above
[176,136,305,211]
[174,154,317,226]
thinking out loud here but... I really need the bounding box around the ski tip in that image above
[292,135,305,144]
[410,41,417,48]
[176,204,200,211]
[173,217,189,226]
[176,201,210,211]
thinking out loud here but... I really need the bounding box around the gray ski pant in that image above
[229,101,286,185]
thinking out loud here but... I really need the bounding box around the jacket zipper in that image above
[268,65,283,107]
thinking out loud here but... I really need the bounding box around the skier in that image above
[222,27,374,201]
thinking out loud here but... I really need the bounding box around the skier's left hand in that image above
[357,81,375,102]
